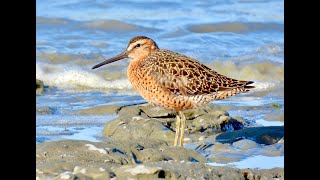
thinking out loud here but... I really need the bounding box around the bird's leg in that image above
[174,113,181,146]
[179,111,186,147]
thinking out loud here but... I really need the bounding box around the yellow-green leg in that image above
[179,111,186,147]
[173,113,181,146]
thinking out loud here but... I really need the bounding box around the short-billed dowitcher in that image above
[92,36,254,147]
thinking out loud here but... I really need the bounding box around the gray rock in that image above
[36,139,284,180]
[115,161,284,180]
[232,139,259,150]
[216,126,284,145]
[75,104,122,115]
[103,104,245,144]
[138,105,175,118]
[200,139,283,163]
[241,168,284,180]
[36,79,44,95]
[36,106,57,115]
[36,140,132,176]
[36,139,206,179]
[114,165,164,180]
[117,139,206,163]
[103,111,176,144]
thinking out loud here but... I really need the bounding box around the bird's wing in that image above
[142,50,252,97]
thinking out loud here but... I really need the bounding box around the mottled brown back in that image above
[142,49,254,95]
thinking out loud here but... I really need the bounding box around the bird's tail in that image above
[243,81,255,90]
[214,81,255,100]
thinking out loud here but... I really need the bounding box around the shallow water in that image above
[36,0,284,169]
[207,155,284,169]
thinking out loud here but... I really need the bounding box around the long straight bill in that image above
[92,51,128,69]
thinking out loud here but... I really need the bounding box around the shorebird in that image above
[92,36,254,147]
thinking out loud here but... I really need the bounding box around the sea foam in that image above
[36,62,132,90]
[36,60,282,92]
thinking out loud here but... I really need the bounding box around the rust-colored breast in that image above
[127,59,194,111]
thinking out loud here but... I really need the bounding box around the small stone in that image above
[232,139,258,150]
[199,136,205,141]
[36,79,44,95]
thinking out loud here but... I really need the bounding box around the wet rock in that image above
[115,161,284,180]
[199,138,283,164]
[241,168,284,180]
[36,139,205,179]
[211,142,235,153]
[36,139,284,179]
[114,165,163,179]
[216,126,284,145]
[118,139,206,163]
[211,154,242,163]
[76,104,122,115]
[36,140,132,174]
[103,109,176,144]
[103,104,245,144]
[138,105,174,118]
[36,79,44,95]
[211,142,282,163]
[259,143,284,156]
[36,106,57,115]
[232,139,259,150]
[277,137,284,144]
[182,105,245,133]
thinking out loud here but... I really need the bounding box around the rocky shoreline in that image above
[37,139,283,180]
[36,102,284,179]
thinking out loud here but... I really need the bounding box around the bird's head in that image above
[92,36,159,69]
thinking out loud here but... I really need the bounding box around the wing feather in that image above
[141,50,221,96]
[141,49,254,97]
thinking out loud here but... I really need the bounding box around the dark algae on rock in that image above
[216,126,284,145]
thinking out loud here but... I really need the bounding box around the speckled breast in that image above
[127,61,195,111]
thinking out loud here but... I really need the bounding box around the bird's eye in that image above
[135,44,141,48]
